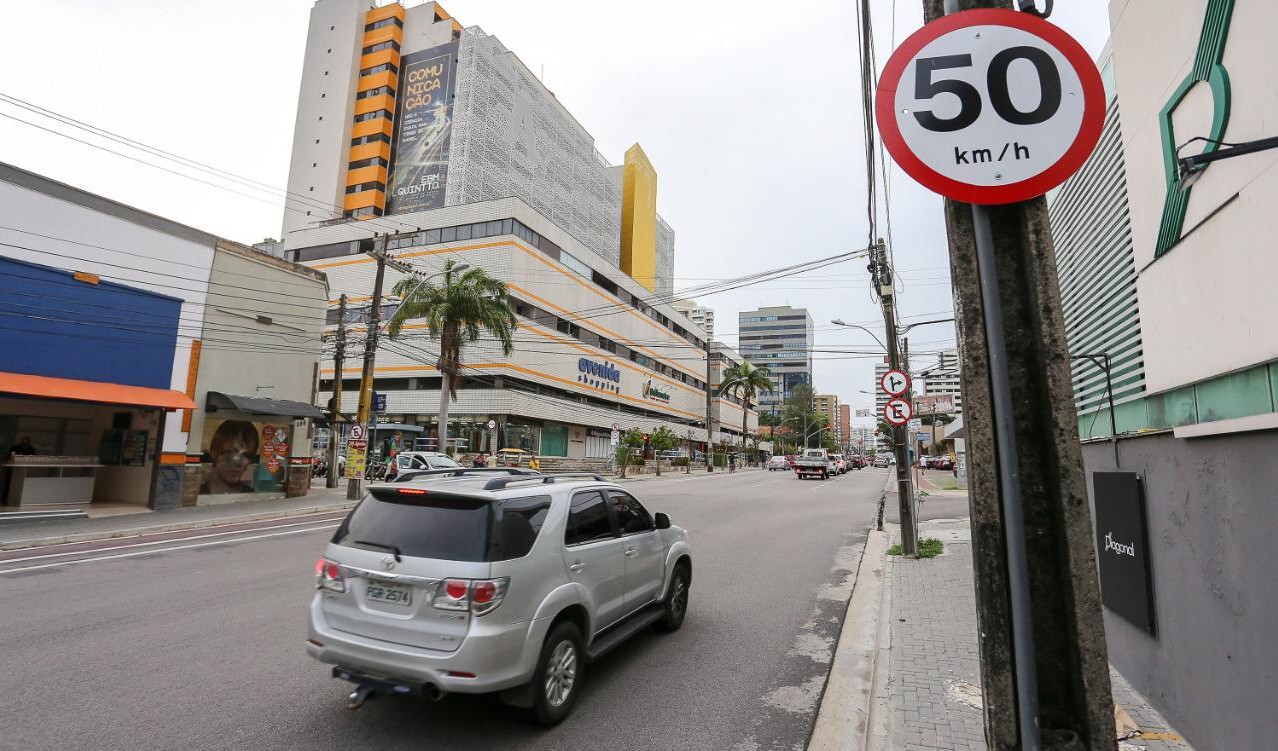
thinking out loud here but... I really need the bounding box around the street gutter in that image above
[809,527,891,751]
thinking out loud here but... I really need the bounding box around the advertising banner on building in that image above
[199,418,290,496]
[387,42,459,215]
[913,394,955,414]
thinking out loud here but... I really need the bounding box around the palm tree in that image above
[719,360,774,450]
[386,260,517,447]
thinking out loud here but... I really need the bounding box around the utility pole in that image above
[703,338,714,473]
[347,235,413,500]
[872,240,920,555]
[912,3,1115,749]
[326,294,347,489]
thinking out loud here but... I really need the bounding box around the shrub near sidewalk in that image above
[887,538,945,558]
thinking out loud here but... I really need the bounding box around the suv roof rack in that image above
[482,473,606,491]
[393,467,538,483]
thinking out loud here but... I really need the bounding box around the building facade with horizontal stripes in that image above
[286,195,743,459]
[1048,3,1278,746]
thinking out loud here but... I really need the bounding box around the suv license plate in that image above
[365,580,412,606]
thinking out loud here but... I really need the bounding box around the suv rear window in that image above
[334,490,552,561]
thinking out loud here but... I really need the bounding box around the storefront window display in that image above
[199,418,291,496]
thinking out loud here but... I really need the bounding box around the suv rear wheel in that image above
[531,621,584,726]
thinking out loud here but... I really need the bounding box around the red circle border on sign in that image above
[884,399,912,426]
[875,8,1106,205]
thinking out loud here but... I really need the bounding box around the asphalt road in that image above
[0,468,886,751]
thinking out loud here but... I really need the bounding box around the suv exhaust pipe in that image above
[424,683,444,702]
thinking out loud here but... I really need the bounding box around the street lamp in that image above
[898,317,955,336]
[830,319,888,351]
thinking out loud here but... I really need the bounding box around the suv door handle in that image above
[569,561,585,573]
[624,547,638,557]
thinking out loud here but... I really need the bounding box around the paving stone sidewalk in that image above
[883,517,1194,751]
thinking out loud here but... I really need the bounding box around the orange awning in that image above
[0,371,197,411]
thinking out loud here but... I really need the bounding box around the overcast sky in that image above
[0,0,1111,417]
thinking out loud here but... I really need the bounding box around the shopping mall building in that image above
[279,0,749,458]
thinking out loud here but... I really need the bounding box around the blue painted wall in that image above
[0,255,181,388]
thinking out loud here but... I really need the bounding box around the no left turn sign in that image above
[876,9,1105,204]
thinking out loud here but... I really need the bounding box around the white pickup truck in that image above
[793,448,836,480]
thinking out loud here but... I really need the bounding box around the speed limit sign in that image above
[876,9,1104,204]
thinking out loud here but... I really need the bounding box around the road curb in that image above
[0,501,357,552]
[809,527,891,751]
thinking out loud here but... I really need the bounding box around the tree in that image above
[649,426,678,476]
[615,429,644,478]
[387,260,516,447]
[719,361,774,451]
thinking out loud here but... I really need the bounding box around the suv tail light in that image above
[433,577,509,616]
[315,557,346,593]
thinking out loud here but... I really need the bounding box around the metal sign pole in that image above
[971,203,1043,750]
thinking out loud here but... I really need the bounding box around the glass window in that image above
[490,495,553,560]
[486,220,504,236]
[424,228,441,244]
[565,490,616,545]
[501,219,514,235]
[456,224,472,241]
[608,490,653,535]
[335,490,490,561]
[1195,366,1273,423]
[558,251,592,278]
[440,226,456,243]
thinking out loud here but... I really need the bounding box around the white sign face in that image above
[908,418,923,431]
[486,420,497,429]
[885,398,913,426]
[348,423,367,441]
[881,369,911,397]
[895,26,1085,187]
[876,9,1104,204]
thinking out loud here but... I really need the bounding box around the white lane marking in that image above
[0,516,348,564]
[0,524,340,576]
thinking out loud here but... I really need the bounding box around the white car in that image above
[766,456,790,471]
[395,451,463,472]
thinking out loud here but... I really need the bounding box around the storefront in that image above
[0,372,195,513]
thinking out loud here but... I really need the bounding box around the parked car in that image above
[794,448,836,480]
[830,453,848,475]
[308,474,692,726]
[395,451,463,472]
[766,455,791,471]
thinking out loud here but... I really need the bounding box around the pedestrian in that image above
[7,436,36,459]
[529,456,541,472]
[473,452,487,469]
[487,452,499,468]
[728,453,736,473]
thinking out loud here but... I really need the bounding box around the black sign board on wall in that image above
[1093,471,1156,635]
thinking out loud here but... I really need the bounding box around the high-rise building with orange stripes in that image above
[278,1,724,459]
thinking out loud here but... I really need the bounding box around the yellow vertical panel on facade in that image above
[620,143,658,292]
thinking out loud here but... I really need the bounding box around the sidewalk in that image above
[0,467,765,550]
[0,484,355,551]
[880,516,1194,751]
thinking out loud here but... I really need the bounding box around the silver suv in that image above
[307,472,692,725]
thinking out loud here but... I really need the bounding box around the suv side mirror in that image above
[654,512,672,530]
